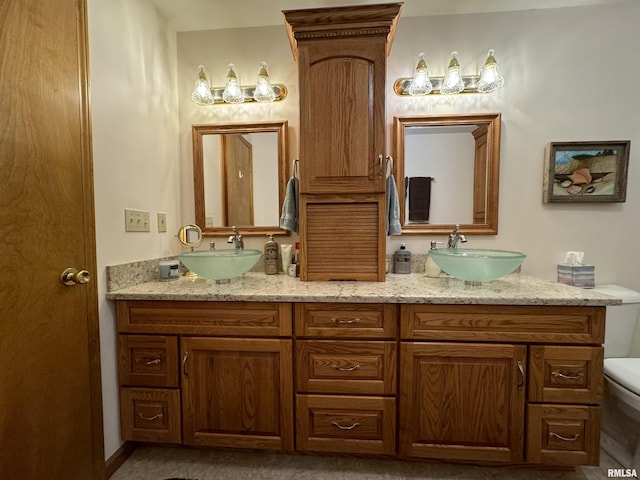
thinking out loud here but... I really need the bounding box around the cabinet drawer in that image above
[118,335,179,387]
[296,394,395,455]
[296,340,396,395]
[526,404,600,466]
[529,346,603,404]
[401,304,605,344]
[295,303,397,338]
[120,387,181,444]
[117,301,292,336]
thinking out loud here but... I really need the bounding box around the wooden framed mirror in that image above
[192,120,289,236]
[392,112,501,235]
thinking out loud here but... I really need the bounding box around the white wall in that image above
[88,0,179,458]
[178,2,640,291]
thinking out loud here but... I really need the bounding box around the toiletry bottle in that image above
[294,242,300,277]
[425,241,442,278]
[394,243,412,274]
[264,234,280,275]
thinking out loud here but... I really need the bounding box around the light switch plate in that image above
[124,208,150,232]
[157,212,167,232]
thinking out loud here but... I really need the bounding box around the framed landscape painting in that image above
[543,140,630,203]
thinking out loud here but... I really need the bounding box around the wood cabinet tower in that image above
[283,3,402,281]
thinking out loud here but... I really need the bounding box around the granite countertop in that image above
[105,272,620,306]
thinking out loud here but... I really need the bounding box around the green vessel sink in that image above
[429,248,526,283]
[178,249,262,281]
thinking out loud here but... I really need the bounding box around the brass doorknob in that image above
[60,268,91,286]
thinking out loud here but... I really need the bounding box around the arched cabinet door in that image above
[298,38,387,195]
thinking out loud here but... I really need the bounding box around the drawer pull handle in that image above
[549,432,580,442]
[517,360,525,388]
[145,358,161,365]
[331,421,360,430]
[182,351,189,378]
[331,317,361,325]
[331,364,361,372]
[137,413,163,421]
[551,371,583,380]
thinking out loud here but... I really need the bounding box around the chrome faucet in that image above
[227,226,244,250]
[448,224,467,248]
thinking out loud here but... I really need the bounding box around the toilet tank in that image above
[592,284,640,358]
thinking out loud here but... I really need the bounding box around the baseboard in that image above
[105,441,137,479]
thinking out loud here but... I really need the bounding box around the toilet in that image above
[592,284,640,468]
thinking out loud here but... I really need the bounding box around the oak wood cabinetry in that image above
[116,301,293,450]
[181,336,293,450]
[400,304,605,465]
[115,298,605,468]
[283,4,402,281]
[294,303,398,455]
[400,342,526,463]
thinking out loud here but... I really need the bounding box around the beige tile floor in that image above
[111,446,623,480]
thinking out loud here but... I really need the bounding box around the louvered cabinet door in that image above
[301,196,385,281]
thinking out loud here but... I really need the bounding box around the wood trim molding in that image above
[105,442,137,479]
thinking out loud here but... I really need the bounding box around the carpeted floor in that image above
[110,445,624,480]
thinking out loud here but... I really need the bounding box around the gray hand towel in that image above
[279,176,299,234]
[386,174,402,236]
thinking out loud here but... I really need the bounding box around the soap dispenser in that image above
[264,234,280,275]
[425,241,442,278]
[394,243,412,274]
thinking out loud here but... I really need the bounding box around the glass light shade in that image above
[440,52,465,95]
[191,65,215,105]
[253,62,276,103]
[477,49,504,93]
[408,53,432,96]
[222,64,245,104]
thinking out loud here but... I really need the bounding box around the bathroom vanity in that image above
[107,273,617,468]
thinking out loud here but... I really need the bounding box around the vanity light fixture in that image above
[253,62,277,103]
[191,63,287,106]
[408,52,432,95]
[222,64,245,104]
[440,51,465,95]
[477,49,505,93]
[191,65,215,106]
[394,49,505,96]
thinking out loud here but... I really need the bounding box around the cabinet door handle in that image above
[549,432,580,442]
[137,413,163,421]
[331,364,361,372]
[145,358,161,365]
[331,421,360,430]
[378,154,384,178]
[517,360,525,388]
[551,371,583,380]
[331,317,361,325]
[182,351,189,378]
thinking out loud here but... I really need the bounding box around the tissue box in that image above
[557,264,595,288]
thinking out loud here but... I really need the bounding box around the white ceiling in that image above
[148,0,627,32]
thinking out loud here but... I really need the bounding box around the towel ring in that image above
[385,155,393,178]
